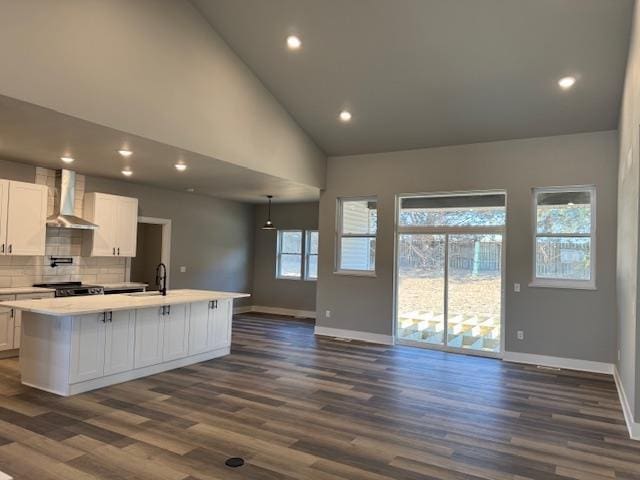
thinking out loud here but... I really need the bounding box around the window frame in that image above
[304,230,319,281]
[335,196,378,277]
[276,229,304,280]
[530,185,596,290]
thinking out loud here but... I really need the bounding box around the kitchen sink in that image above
[123,291,163,297]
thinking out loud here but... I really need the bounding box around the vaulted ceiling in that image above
[193,0,634,156]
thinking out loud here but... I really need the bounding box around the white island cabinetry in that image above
[5,290,248,395]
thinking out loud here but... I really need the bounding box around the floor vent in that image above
[225,457,245,468]
[536,365,561,371]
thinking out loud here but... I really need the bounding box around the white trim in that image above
[137,216,172,289]
[503,351,613,374]
[335,196,378,275]
[314,325,393,345]
[276,229,303,280]
[393,190,507,357]
[531,185,596,289]
[613,365,640,440]
[234,305,316,319]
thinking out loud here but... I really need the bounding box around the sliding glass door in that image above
[396,193,505,355]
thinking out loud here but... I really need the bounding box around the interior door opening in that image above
[395,192,506,356]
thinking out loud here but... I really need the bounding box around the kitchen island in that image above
[1,289,249,396]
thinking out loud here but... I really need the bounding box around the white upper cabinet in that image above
[0,180,8,255]
[116,196,138,257]
[0,180,47,256]
[84,192,138,257]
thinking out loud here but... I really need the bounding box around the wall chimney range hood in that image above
[46,170,98,230]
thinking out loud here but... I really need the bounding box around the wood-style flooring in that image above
[0,313,636,480]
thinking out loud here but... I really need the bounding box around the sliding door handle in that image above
[8,245,11,254]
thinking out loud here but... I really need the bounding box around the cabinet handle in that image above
[10,309,14,318]
[113,247,116,256]
[8,245,11,254]
[117,247,120,256]
[166,305,171,315]
[1,244,4,253]
[108,311,113,322]
[160,306,165,316]
[100,312,106,323]
[208,300,213,309]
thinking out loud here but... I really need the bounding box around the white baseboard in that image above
[614,365,640,440]
[233,305,316,318]
[314,325,393,345]
[503,351,614,374]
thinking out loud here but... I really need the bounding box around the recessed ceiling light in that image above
[121,169,133,177]
[186,188,195,193]
[60,156,74,164]
[558,76,576,90]
[339,110,352,122]
[286,35,302,50]
[175,163,187,172]
[118,149,133,157]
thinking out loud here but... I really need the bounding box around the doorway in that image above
[129,217,172,290]
[395,192,506,356]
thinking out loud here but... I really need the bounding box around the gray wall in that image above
[0,0,326,189]
[0,157,36,182]
[86,176,254,306]
[252,202,318,312]
[131,223,163,289]
[617,0,640,421]
[317,131,618,363]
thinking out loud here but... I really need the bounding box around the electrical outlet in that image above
[180,266,187,273]
[514,283,520,292]
[517,330,524,340]
[325,310,331,318]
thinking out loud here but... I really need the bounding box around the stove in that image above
[33,282,104,297]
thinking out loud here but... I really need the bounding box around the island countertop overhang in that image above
[0,289,250,317]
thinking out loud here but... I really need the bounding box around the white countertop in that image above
[0,289,250,316]
[0,287,56,296]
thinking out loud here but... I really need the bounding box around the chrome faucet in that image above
[155,263,167,296]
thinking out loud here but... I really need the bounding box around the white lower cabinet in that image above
[66,299,234,390]
[0,305,15,351]
[134,307,165,368]
[189,299,232,354]
[104,311,135,375]
[188,302,211,355]
[162,304,189,361]
[69,313,106,383]
[210,299,232,350]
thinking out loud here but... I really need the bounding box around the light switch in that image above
[180,266,187,273]
[517,330,524,340]
[514,283,520,292]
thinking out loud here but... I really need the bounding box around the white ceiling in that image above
[0,96,319,203]
[193,0,633,156]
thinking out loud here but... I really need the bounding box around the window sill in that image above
[528,280,596,291]
[275,276,302,281]
[333,270,377,278]
[303,278,317,282]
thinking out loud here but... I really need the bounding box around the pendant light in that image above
[262,195,276,230]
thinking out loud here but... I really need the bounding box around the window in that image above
[532,186,595,289]
[399,193,506,227]
[336,197,377,274]
[305,230,319,280]
[276,230,318,281]
[276,230,303,279]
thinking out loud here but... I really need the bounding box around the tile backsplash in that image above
[0,168,128,288]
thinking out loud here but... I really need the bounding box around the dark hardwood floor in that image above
[0,313,636,479]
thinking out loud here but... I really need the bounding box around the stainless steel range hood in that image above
[46,170,98,230]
